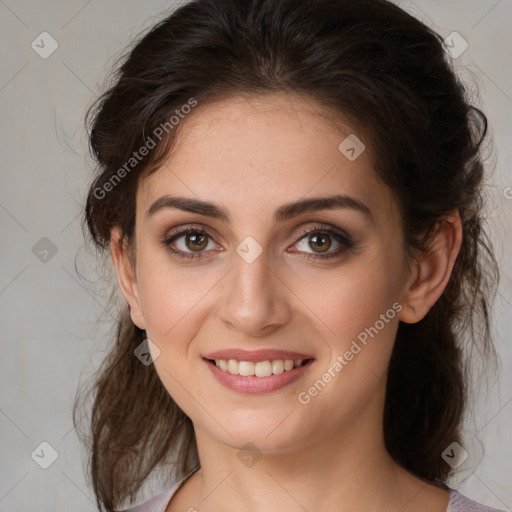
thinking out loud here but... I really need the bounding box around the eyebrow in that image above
[145,194,373,224]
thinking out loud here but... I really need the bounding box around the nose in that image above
[218,247,291,337]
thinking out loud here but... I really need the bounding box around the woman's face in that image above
[114,92,420,453]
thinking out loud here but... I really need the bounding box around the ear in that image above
[110,226,146,330]
[399,210,463,324]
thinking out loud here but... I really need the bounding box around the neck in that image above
[185,388,440,512]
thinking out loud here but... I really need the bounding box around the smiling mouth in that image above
[204,357,314,377]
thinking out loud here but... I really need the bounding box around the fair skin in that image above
[111,92,462,512]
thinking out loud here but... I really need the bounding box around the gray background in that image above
[0,0,511,510]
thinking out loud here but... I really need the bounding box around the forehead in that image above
[138,92,400,231]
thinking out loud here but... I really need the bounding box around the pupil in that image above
[310,234,330,252]
[187,233,207,251]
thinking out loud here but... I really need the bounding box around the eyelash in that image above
[159,223,354,261]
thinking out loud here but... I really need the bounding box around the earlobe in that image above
[399,210,463,324]
[110,226,146,330]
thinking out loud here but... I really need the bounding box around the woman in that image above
[73,0,506,511]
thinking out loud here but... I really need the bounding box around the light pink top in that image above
[118,465,507,512]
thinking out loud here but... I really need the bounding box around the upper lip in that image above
[203,348,315,362]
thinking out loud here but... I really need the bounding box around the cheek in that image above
[291,258,399,342]
[137,259,210,416]
[137,249,216,341]
[290,260,401,410]
[295,273,399,429]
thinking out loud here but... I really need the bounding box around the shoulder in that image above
[115,485,178,512]
[447,489,507,512]
[115,465,200,512]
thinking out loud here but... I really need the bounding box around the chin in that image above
[212,415,311,454]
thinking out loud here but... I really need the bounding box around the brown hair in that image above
[73,0,500,510]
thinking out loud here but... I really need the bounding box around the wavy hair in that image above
[72,0,500,510]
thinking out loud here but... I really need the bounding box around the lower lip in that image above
[203,358,315,394]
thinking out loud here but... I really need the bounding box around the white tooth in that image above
[255,360,273,377]
[284,359,294,371]
[227,359,239,374]
[239,361,255,376]
[272,360,284,374]
[216,359,303,377]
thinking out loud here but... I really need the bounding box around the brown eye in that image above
[160,226,217,260]
[290,224,355,260]
[307,233,332,253]
[184,232,209,251]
